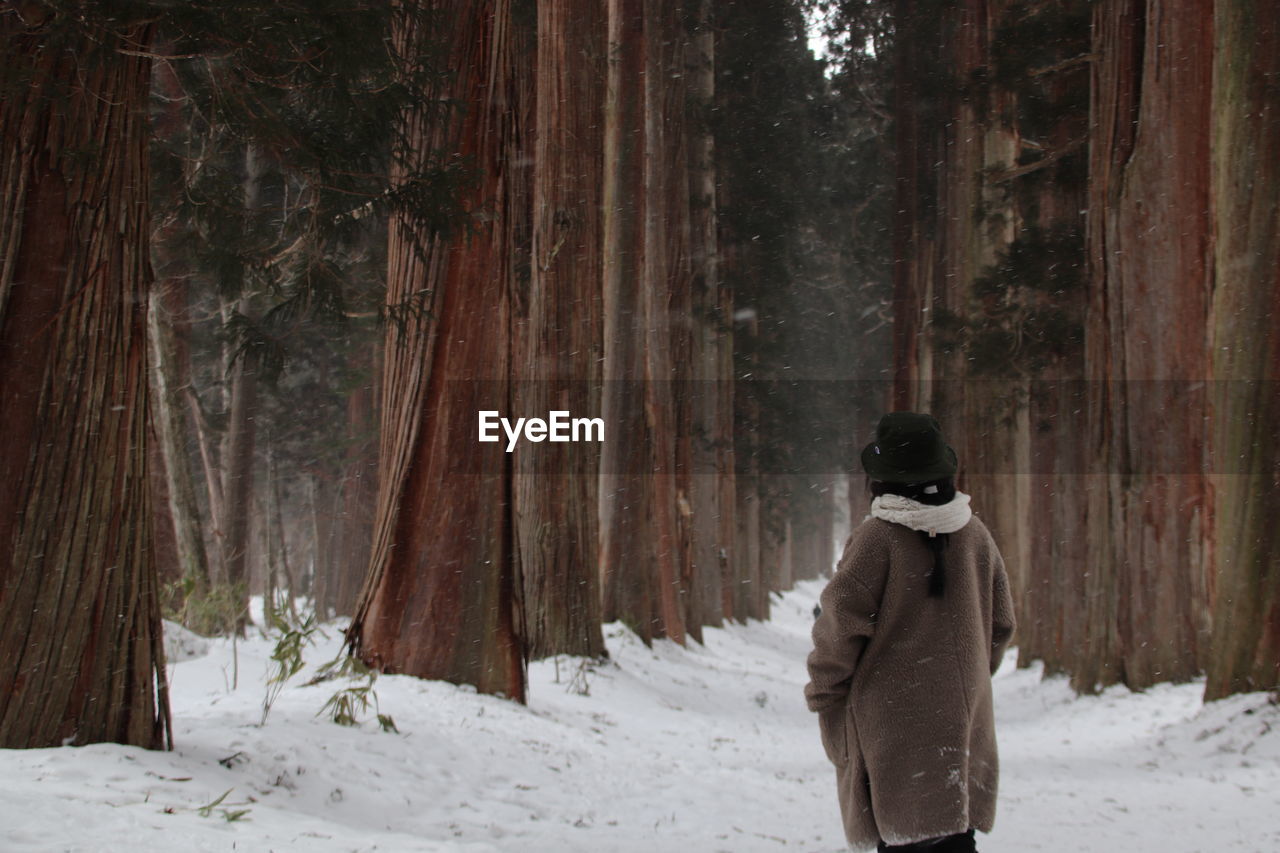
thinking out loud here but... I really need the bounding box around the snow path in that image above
[2,580,1278,852]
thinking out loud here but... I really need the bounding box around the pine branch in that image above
[1029,52,1099,78]
[988,138,1086,184]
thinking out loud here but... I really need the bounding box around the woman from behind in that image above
[805,412,1016,852]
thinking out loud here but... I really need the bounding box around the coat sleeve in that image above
[990,548,1016,675]
[804,527,883,713]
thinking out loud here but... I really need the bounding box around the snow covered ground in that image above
[2,581,1278,853]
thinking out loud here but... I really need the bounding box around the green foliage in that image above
[972,224,1085,300]
[164,580,248,637]
[137,1,475,601]
[932,225,1085,377]
[991,0,1093,105]
[721,0,893,488]
[320,682,376,727]
[261,608,321,725]
[988,0,1092,198]
[195,788,252,822]
[307,654,396,732]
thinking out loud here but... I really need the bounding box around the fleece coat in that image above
[805,514,1015,850]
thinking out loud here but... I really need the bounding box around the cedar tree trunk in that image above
[0,9,171,749]
[348,0,528,701]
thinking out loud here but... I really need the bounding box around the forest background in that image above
[0,0,1276,752]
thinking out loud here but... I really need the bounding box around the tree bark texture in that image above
[147,49,211,611]
[599,0,696,644]
[0,11,171,749]
[1204,0,1280,700]
[889,0,935,412]
[733,464,763,620]
[599,0,657,640]
[147,412,182,599]
[927,0,1027,587]
[315,364,378,620]
[685,0,733,631]
[336,375,378,617]
[217,145,265,631]
[793,478,834,583]
[1080,0,1213,691]
[348,0,528,701]
[514,0,607,660]
[1018,6,1092,676]
[890,0,1218,693]
[219,310,258,629]
[762,503,790,594]
[147,277,212,601]
[889,0,1027,627]
[643,0,696,645]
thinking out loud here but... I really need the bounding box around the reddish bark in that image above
[643,0,695,644]
[1080,0,1213,690]
[1204,0,1280,700]
[148,47,212,606]
[148,413,183,596]
[600,0,658,640]
[147,276,212,603]
[890,0,920,411]
[599,0,696,644]
[0,12,170,749]
[315,370,378,619]
[349,0,529,701]
[686,0,728,631]
[513,0,607,660]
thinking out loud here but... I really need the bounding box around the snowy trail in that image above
[2,581,1278,852]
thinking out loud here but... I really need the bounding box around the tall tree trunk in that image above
[733,462,762,621]
[349,0,529,701]
[219,146,264,632]
[600,0,687,644]
[1080,0,1213,691]
[714,276,738,620]
[889,0,935,413]
[887,0,1215,695]
[687,30,735,620]
[331,371,378,618]
[686,0,727,630]
[0,10,170,749]
[926,0,1023,580]
[187,377,226,578]
[1204,0,1280,700]
[515,0,607,660]
[314,342,378,620]
[310,472,339,616]
[148,43,211,613]
[1017,2,1092,675]
[642,0,694,645]
[147,278,212,601]
[889,0,1026,621]
[220,312,258,631]
[1023,374,1092,675]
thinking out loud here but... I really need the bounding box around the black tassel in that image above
[924,532,948,597]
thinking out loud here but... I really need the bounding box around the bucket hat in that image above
[860,411,958,484]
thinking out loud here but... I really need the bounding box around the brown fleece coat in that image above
[805,514,1015,850]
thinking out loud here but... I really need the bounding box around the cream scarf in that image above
[869,491,973,537]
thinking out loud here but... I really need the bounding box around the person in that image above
[805,412,1015,853]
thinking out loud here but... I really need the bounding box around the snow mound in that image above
[162,620,210,663]
[2,581,1278,852]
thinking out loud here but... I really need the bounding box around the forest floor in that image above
[2,581,1278,853]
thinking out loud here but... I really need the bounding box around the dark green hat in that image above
[860,411,958,484]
